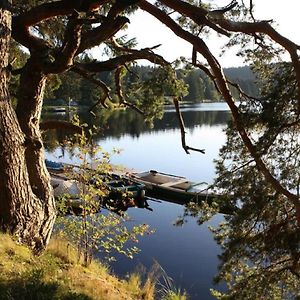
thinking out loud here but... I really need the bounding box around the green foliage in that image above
[206,60,300,298]
[125,66,188,124]
[55,120,153,266]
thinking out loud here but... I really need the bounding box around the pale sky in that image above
[108,0,300,68]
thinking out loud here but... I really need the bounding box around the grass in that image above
[0,233,186,300]
[0,233,153,300]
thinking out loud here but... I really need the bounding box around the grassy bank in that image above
[0,233,153,299]
[0,233,186,300]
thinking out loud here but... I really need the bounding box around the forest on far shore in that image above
[45,65,258,107]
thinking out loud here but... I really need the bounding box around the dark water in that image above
[45,102,230,299]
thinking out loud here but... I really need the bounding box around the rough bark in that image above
[16,54,57,251]
[0,3,56,251]
[0,0,144,252]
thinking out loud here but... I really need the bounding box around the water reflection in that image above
[43,103,300,299]
[44,105,230,182]
[43,104,230,139]
[43,103,230,300]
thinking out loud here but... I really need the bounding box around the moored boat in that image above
[45,159,65,173]
[50,173,84,211]
[129,170,216,202]
[47,160,146,212]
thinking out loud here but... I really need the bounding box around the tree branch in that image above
[77,15,130,53]
[210,0,238,15]
[158,0,231,37]
[77,0,142,53]
[14,1,109,27]
[115,66,144,114]
[72,65,112,110]
[173,97,205,154]
[77,48,169,73]
[46,13,84,74]
[213,18,300,112]
[107,0,140,19]
[140,0,300,223]
[73,47,169,112]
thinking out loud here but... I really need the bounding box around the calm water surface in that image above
[45,102,230,299]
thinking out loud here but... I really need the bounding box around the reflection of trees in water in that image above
[42,107,230,150]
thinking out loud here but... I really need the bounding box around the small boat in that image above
[45,159,64,173]
[129,170,215,202]
[50,172,145,198]
[47,160,146,213]
[104,174,145,201]
[50,173,85,211]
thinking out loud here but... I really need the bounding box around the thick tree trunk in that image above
[16,54,57,251]
[0,4,55,251]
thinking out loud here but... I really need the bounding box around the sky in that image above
[95,0,300,68]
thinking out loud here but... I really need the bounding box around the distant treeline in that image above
[48,65,258,107]
[178,66,258,102]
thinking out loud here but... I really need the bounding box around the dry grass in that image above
[0,233,155,300]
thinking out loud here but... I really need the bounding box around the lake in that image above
[45,102,231,299]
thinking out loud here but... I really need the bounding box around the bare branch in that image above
[226,79,259,101]
[192,47,258,101]
[191,56,221,94]
[110,37,162,54]
[173,97,205,154]
[249,0,256,21]
[210,0,238,14]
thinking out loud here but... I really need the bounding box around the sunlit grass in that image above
[0,233,187,299]
[162,290,187,300]
[0,233,154,299]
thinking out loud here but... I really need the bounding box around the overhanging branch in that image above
[140,0,300,220]
[173,97,205,154]
[115,66,144,114]
[72,65,112,110]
